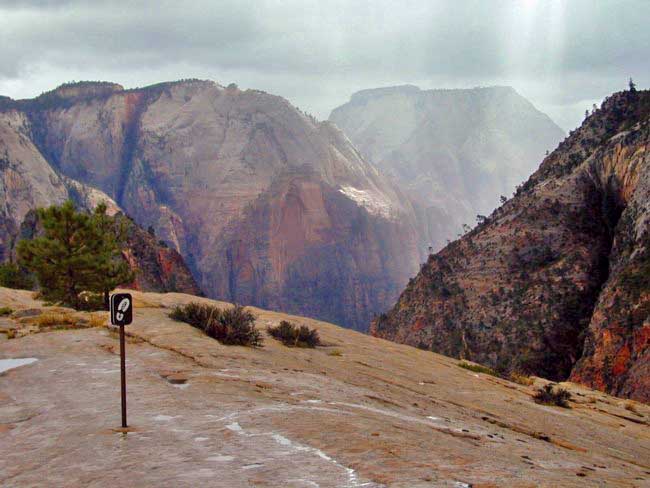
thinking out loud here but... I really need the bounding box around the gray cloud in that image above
[1,0,648,131]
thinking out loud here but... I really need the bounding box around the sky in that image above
[0,0,648,131]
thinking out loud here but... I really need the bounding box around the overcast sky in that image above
[1,0,648,131]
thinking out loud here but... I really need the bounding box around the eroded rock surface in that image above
[372,89,650,402]
[0,287,648,487]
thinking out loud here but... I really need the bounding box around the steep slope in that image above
[12,210,200,296]
[0,105,200,295]
[1,80,422,329]
[372,89,650,402]
[330,85,565,248]
[1,287,649,486]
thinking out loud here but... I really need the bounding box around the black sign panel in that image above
[110,293,133,326]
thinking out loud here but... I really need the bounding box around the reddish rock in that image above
[373,90,650,401]
[1,80,423,329]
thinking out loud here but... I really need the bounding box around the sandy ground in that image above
[1,288,649,487]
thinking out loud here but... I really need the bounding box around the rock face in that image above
[372,89,650,402]
[330,85,565,249]
[11,209,200,296]
[0,80,422,329]
[1,287,649,487]
[0,94,201,295]
[118,215,202,295]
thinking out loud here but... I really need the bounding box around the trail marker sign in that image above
[110,292,132,428]
[110,293,132,326]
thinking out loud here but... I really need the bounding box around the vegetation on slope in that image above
[17,201,132,310]
[268,320,320,348]
[170,302,262,347]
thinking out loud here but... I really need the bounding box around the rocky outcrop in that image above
[2,286,648,487]
[118,214,202,295]
[0,80,422,329]
[330,85,565,249]
[372,89,650,402]
[0,94,201,296]
[12,209,201,296]
[0,110,69,260]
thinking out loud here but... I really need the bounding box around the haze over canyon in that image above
[0,79,564,330]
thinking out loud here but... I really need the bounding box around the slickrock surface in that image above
[1,288,649,487]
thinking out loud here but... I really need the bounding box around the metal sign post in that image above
[110,293,133,428]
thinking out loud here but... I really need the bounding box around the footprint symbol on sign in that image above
[116,298,130,322]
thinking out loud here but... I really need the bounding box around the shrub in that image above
[268,320,320,348]
[458,361,499,377]
[510,372,534,386]
[88,313,107,328]
[0,306,13,316]
[623,401,642,416]
[0,263,33,290]
[76,292,105,311]
[533,383,572,408]
[170,302,262,347]
[35,313,77,328]
[215,306,262,346]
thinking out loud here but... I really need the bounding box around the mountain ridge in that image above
[372,88,650,402]
[0,79,424,330]
[330,84,565,250]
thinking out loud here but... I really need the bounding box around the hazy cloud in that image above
[1,0,648,130]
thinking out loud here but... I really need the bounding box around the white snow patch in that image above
[226,422,245,433]
[268,432,373,487]
[338,186,393,218]
[0,358,37,373]
[222,414,377,487]
[207,455,235,462]
[153,414,180,422]
[272,433,294,447]
[90,368,119,374]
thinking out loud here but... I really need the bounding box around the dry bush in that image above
[88,313,107,328]
[533,383,572,408]
[268,320,320,348]
[510,372,534,386]
[623,401,643,416]
[170,302,262,346]
[35,313,77,327]
[458,361,499,377]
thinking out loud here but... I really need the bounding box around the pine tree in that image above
[90,203,134,310]
[17,201,100,308]
[17,201,133,309]
[629,77,637,92]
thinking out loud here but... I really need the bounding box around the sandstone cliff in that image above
[330,85,565,249]
[372,89,650,402]
[1,80,422,329]
[0,95,200,296]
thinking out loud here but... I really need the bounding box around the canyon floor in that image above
[0,288,649,487]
